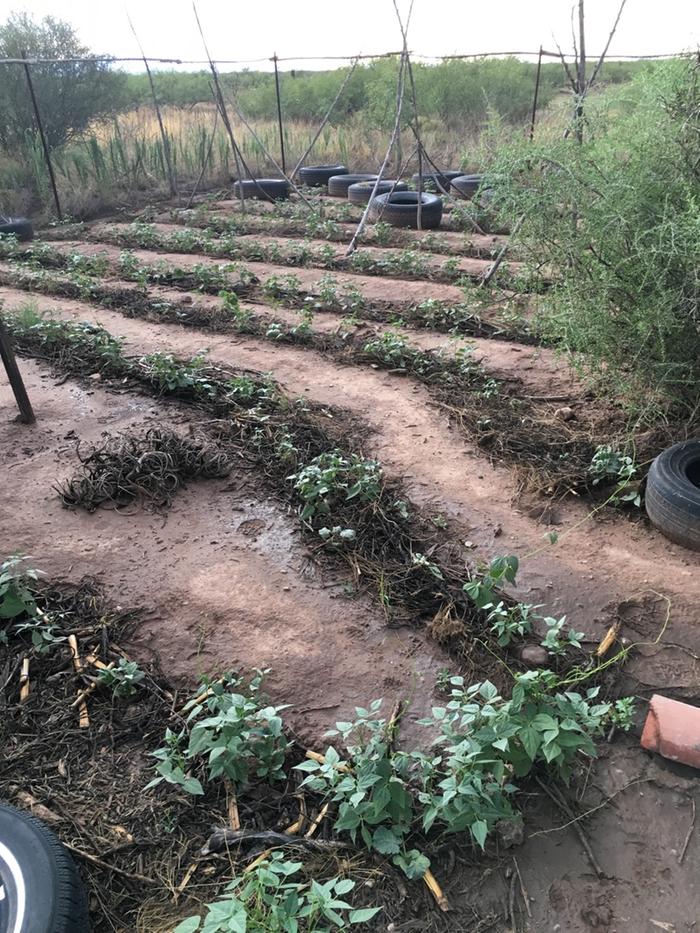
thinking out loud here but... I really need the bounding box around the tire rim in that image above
[0,841,26,933]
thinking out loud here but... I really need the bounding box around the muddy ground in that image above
[1,195,698,931]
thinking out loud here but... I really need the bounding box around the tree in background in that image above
[0,12,127,151]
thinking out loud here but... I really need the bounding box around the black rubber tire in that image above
[451,174,484,200]
[412,170,462,193]
[369,190,443,229]
[232,178,290,201]
[347,179,408,205]
[0,802,90,932]
[645,439,700,551]
[298,164,348,187]
[0,217,34,242]
[327,173,378,197]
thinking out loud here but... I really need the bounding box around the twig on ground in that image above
[63,840,159,885]
[513,857,532,919]
[679,797,696,864]
[536,777,605,878]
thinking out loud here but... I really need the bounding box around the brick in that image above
[640,694,700,770]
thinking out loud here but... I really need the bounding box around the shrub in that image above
[490,57,700,412]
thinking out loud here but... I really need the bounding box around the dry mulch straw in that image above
[58,428,232,511]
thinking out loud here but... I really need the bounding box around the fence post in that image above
[21,51,62,220]
[529,46,543,141]
[272,53,287,173]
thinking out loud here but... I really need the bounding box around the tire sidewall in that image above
[0,805,60,932]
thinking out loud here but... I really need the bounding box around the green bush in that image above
[489,57,700,412]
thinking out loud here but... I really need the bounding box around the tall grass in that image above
[0,93,570,220]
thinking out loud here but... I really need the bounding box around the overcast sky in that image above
[6,0,700,71]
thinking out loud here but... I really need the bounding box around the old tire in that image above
[298,164,348,187]
[645,439,700,551]
[0,217,34,242]
[451,174,484,199]
[347,179,407,205]
[369,190,443,229]
[328,173,378,197]
[412,170,462,193]
[232,178,290,201]
[0,803,90,932]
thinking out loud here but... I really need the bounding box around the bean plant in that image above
[174,854,380,933]
[147,671,289,796]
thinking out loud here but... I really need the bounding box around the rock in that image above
[555,406,575,421]
[88,372,101,381]
[519,645,548,668]
[641,694,700,770]
[495,816,524,848]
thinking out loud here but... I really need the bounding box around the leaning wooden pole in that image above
[291,58,359,178]
[529,46,543,141]
[0,316,35,424]
[127,15,178,197]
[345,50,408,256]
[192,2,246,212]
[21,51,62,220]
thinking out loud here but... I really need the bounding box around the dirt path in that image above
[0,360,447,743]
[3,285,697,660]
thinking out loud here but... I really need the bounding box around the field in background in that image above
[0,54,657,221]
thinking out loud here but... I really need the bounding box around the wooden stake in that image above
[0,316,35,424]
[423,868,450,912]
[68,634,90,727]
[596,620,621,658]
[19,657,30,702]
[225,778,241,831]
[304,802,329,839]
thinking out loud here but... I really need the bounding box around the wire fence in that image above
[0,48,691,67]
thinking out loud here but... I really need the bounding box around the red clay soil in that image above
[2,284,697,645]
[2,221,699,929]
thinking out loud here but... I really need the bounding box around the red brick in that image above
[641,694,700,770]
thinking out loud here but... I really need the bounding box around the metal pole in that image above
[21,51,62,220]
[0,318,35,424]
[272,53,287,173]
[529,46,543,141]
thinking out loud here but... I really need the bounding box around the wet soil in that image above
[1,203,699,931]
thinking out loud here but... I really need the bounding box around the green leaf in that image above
[0,591,29,619]
[518,725,541,761]
[372,826,402,854]
[173,918,201,933]
[333,878,355,895]
[393,849,430,880]
[182,776,204,796]
[349,907,382,923]
[471,819,489,849]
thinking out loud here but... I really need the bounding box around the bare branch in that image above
[586,0,629,91]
